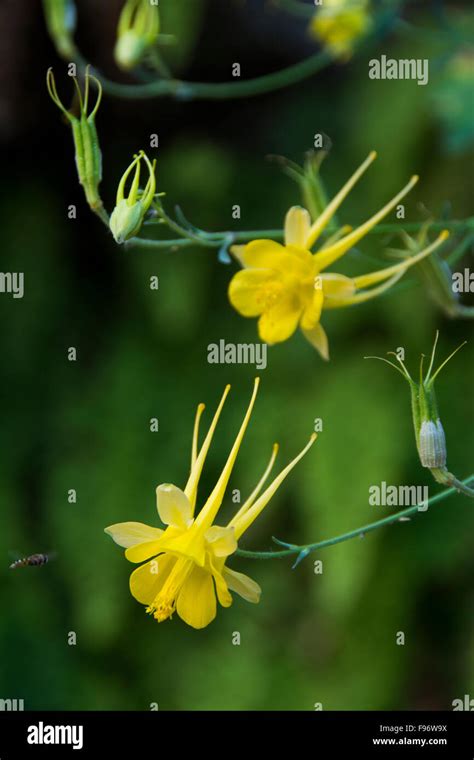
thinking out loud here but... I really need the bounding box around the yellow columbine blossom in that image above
[228,152,449,360]
[309,0,372,59]
[105,379,316,629]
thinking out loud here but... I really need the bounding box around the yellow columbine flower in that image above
[228,152,449,360]
[105,379,316,629]
[309,0,372,59]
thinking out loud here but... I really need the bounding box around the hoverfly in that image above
[9,552,56,570]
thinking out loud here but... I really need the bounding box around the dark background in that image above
[0,0,473,710]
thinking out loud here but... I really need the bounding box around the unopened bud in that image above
[109,151,157,243]
[46,67,103,213]
[418,419,447,468]
[114,0,160,71]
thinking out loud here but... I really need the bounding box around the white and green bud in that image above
[418,419,447,468]
[46,67,104,215]
[109,151,157,244]
[43,0,77,59]
[114,0,160,71]
[367,332,473,497]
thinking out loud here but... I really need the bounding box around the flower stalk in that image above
[236,475,474,564]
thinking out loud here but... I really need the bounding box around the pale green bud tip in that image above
[115,0,160,71]
[114,32,146,71]
[418,419,447,468]
[109,199,144,244]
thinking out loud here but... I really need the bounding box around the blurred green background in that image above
[0,0,473,710]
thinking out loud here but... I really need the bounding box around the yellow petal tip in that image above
[369,150,377,161]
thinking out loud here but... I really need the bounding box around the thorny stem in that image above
[235,475,474,562]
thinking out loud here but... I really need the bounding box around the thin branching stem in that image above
[235,475,474,562]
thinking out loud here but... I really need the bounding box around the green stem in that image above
[127,218,474,251]
[235,475,474,561]
[126,229,284,250]
[78,50,334,101]
[430,468,474,497]
[90,200,110,227]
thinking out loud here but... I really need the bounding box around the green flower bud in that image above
[114,0,160,71]
[109,151,157,244]
[367,332,474,497]
[46,67,104,215]
[43,0,77,59]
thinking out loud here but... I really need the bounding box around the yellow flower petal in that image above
[302,322,330,359]
[125,538,164,564]
[205,525,237,557]
[317,225,353,250]
[284,206,312,247]
[313,174,419,271]
[350,229,449,289]
[258,294,303,344]
[229,443,279,527]
[284,245,316,272]
[228,269,283,317]
[153,525,207,567]
[233,433,317,539]
[209,559,233,607]
[321,272,355,297]
[194,379,260,530]
[230,244,247,266]
[306,151,377,248]
[104,522,163,548]
[223,567,261,604]
[184,384,231,511]
[300,286,324,330]
[237,239,286,268]
[176,566,216,629]
[191,403,206,469]
[129,554,177,605]
[156,483,193,529]
[323,271,404,308]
